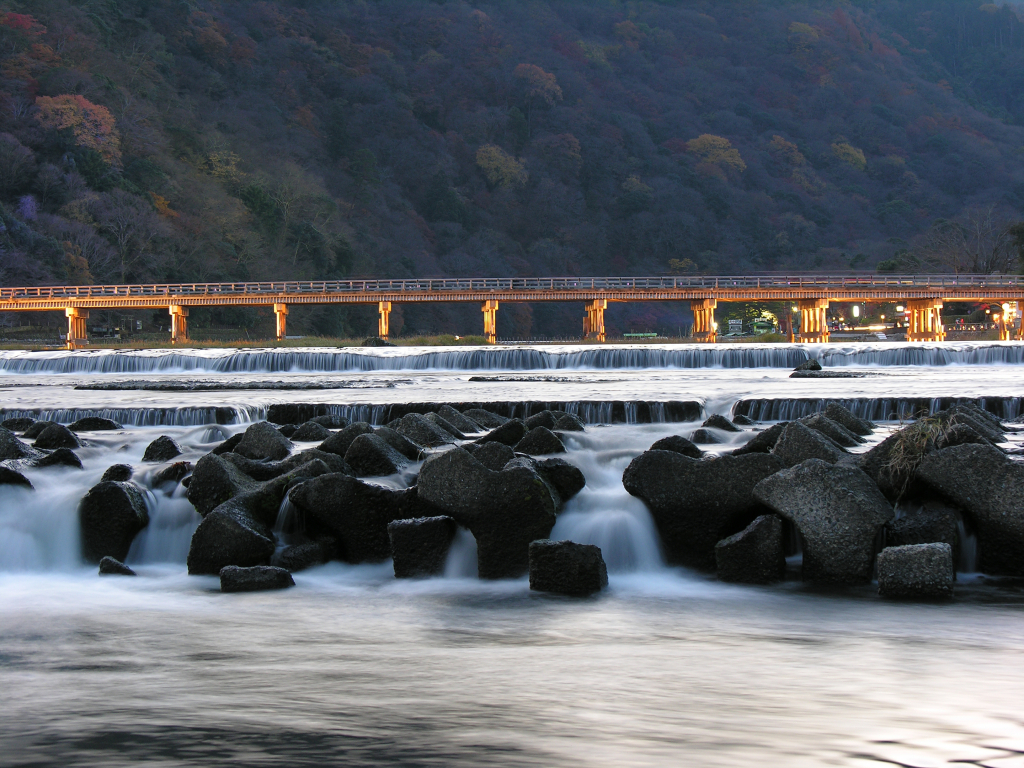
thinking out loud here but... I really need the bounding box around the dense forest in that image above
[1,0,1024,338]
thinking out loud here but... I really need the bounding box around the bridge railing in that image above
[2,274,1024,300]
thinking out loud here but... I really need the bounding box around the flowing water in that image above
[2,342,1023,767]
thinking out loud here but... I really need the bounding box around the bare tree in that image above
[91,190,166,282]
[918,205,1020,274]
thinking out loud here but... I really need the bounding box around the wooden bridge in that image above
[2,274,1023,347]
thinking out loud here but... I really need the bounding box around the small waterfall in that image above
[0,405,259,427]
[734,396,1024,422]
[956,515,978,573]
[127,486,199,565]
[443,528,479,578]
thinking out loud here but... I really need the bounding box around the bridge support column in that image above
[274,304,288,341]
[906,299,945,342]
[65,308,88,350]
[482,300,499,344]
[798,299,829,343]
[169,305,189,344]
[584,299,607,342]
[690,299,717,342]
[378,302,391,340]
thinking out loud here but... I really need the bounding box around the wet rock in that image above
[650,435,703,459]
[187,493,277,574]
[0,466,32,489]
[186,453,258,516]
[33,423,81,450]
[464,409,509,429]
[223,449,350,482]
[525,410,557,430]
[23,421,57,439]
[690,428,720,445]
[374,426,422,461]
[476,418,528,448]
[732,422,788,456]
[344,432,409,476]
[388,516,458,578]
[211,432,244,455]
[98,556,136,576]
[101,464,133,482]
[533,458,586,506]
[220,565,295,593]
[267,404,331,425]
[732,414,756,426]
[470,441,515,471]
[424,412,466,439]
[944,404,1004,444]
[317,422,374,457]
[312,414,350,429]
[271,539,336,572]
[823,403,874,436]
[437,405,482,434]
[772,421,844,467]
[552,414,585,432]
[622,450,783,569]
[798,413,864,447]
[794,358,822,371]
[276,424,297,439]
[877,543,954,599]
[35,447,83,470]
[529,540,608,597]
[1,417,36,433]
[68,417,122,431]
[142,435,183,462]
[234,422,293,461]
[418,448,559,579]
[78,481,150,563]
[754,460,894,584]
[290,421,332,442]
[703,414,740,432]
[393,413,455,448]
[715,514,785,584]
[913,443,1024,576]
[514,426,565,455]
[885,503,959,561]
[152,461,193,488]
[934,422,992,451]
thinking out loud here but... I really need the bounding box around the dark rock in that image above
[142,435,183,462]
[622,451,783,569]
[374,426,422,460]
[525,410,557,430]
[823,403,874,436]
[23,421,57,439]
[35,448,82,470]
[754,460,894,584]
[388,516,458,578]
[464,409,509,429]
[68,417,122,431]
[211,432,244,455]
[344,433,409,476]
[220,565,295,592]
[152,461,193,488]
[1,417,36,433]
[650,435,703,459]
[944,404,1004,444]
[790,370,868,379]
[877,543,954,599]
[276,424,297,438]
[267,404,332,425]
[690,428,720,445]
[476,418,528,447]
[715,514,785,584]
[186,453,257,517]
[78,481,150,563]
[732,422,788,455]
[529,540,608,596]
[798,413,864,447]
[33,423,81,450]
[514,426,565,455]
[886,503,960,561]
[312,414,350,429]
[913,443,1024,575]
[534,458,586,506]
[424,412,466,439]
[393,413,456,448]
[318,422,374,457]
[0,466,32,488]
[472,441,515,471]
[703,414,740,432]
[794,358,822,371]
[418,448,559,579]
[271,539,336,572]
[289,473,433,563]
[552,414,585,432]
[732,414,756,426]
[223,449,350,482]
[437,405,482,433]
[187,494,276,574]
[361,336,395,347]
[101,464,133,482]
[934,422,992,451]
[291,421,332,442]
[98,556,136,576]
[772,421,844,467]
[234,422,293,461]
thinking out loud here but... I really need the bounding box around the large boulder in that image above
[732,414,755,426]
[33,423,80,450]
[437,405,482,434]
[418,448,559,579]
[552,413,585,432]
[732,422,788,456]
[702,414,740,432]
[0,467,32,488]
[944,403,1004,444]
[23,421,57,440]
[186,453,258,516]
[650,435,703,459]
[101,464,133,482]
[344,432,409,476]
[142,435,183,462]
[223,448,350,482]
[1,417,36,433]
[528,540,608,596]
[312,414,349,429]
[464,409,509,429]
[714,514,786,584]
[388,516,458,578]
[69,417,122,431]
[220,565,295,593]
[423,412,466,439]
[35,448,83,469]
[794,358,822,371]
[211,433,244,455]
[622,451,783,569]
[468,441,515,471]
[689,428,720,445]
[374,426,422,460]
[234,421,293,461]
[885,502,959,562]
[187,493,277,574]
[476,418,527,447]
[772,421,844,467]
[912,443,1024,575]
[754,460,893,584]
[533,458,586,506]
[393,413,455,448]
[514,426,565,455]
[877,543,954,599]
[823,403,874,436]
[290,421,332,442]
[798,413,863,447]
[525,410,558,430]
[78,481,150,563]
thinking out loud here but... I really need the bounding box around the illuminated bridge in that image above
[2,274,1023,347]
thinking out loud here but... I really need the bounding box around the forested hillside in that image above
[2,0,1024,337]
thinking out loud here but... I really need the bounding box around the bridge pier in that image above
[798,299,829,343]
[906,299,945,342]
[482,300,499,344]
[274,303,288,341]
[690,299,717,342]
[65,308,88,350]
[169,305,189,344]
[584,299,607,342]
[378,301,391,340]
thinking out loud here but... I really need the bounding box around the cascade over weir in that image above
[4,274,1024,347]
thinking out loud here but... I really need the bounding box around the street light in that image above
[852,306,860,318]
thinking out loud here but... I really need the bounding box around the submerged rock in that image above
[529,540,608,597]
[33,423,80,450]
[877,543,954,599]
[234,422,293,461]
[388,516,458,578]
[220,565,295,593]
[514,426,565,455]
[98,556,136,576]
[78,481,150,563]
[142,435,183,462]
[649,435,703,459]
[714,514,786,584]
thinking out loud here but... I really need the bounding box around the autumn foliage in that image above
[35,95,121,165]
